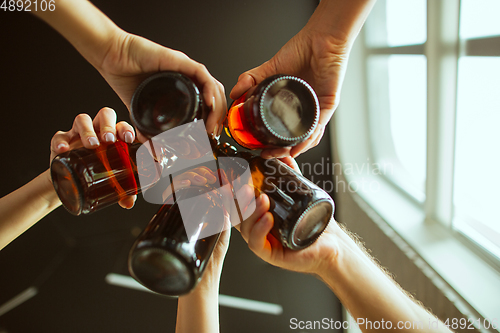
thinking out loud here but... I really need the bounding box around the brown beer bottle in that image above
[217,143,334,250]
[226,75,319,149]
[51,140,172,215]
[125,71,333,296]
[128,182,228,296]
[130,71,208,138]
[130,71,334,250]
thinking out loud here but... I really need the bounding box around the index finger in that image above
[92,107,117,143]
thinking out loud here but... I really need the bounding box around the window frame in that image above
[333,0,500,325]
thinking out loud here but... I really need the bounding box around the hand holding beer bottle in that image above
[50,107,139,212]
[235,156,340,275]
[0,108,137,250]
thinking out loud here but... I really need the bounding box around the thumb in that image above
[229,60,278,100]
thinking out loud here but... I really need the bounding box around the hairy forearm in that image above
[32,0,122,70]
[306,0,376,46]
[317,227,452,333]
[0,169,61,250]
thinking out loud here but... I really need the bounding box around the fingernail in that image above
[207,174,217,183]
[218,123,223,136]
[104,132,115,143]
[213,124,218,137]
[194,175,206,183]
[88,137,99,146]
[127,201,136,210]
[179,180,190,186]
[57,143,67,150]
[124,131,134,143]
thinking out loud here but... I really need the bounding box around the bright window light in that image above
[388,55,427,191]
[453,56,500,257]
[460,0,500,39]
[386,0,427,46]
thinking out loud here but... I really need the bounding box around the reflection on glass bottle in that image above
[130,71,207,137]
[130,71,211,159]
[226,75,319,149]
[51,140,173,215]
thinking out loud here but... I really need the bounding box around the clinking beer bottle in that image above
[51,140,173,215]
[130,71,334,250]
[217,143,334,250]
[226,74,319,149]
[128,181,229,296]
[130,71,207,138]
[126,71,334,296]
[50,71,203,216]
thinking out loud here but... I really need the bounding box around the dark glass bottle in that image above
[130,71,208,138]
[129,72,334,250]
[126,71,333,296]
[50,140,172,215]
[217,143,334,250]
[226,75,319,149]
[51,71,210,216]
[128,184,228,296]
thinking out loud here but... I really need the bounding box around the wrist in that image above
[305,0,376,47]
[38,169,62,211]
[314,224,358,281]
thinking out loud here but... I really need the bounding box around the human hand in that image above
[98,31,227,141]
[49,107,137,209]
[234,157,340,276]
[230,22,350,159]
[161,166,218,202]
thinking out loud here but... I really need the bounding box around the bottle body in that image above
[128,186,228,296]
[51,140,162,215]
[130,71,207,138]
[217,144,334,250]
[226,75,319,149]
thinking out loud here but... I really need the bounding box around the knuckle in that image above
[82,130,96,138]
[117,120,132,128]
[101,125,116,132]
[197,63,208,73]
[75,113,91,122]
[99,107,116,117]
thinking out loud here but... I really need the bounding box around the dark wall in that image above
[0,1,341,332]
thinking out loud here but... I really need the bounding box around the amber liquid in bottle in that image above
[51,140,162,215]
[226,75,319,149]
[217,143,334,250]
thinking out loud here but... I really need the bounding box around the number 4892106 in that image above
[1,0,56,11]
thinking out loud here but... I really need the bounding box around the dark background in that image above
[0,1,342,332]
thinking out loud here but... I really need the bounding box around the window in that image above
[454,2,500,260]
[363,0,500,262]
[364,0,428,201]
[334,0,500,323]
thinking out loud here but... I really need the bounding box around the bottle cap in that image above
[259,75,319,144]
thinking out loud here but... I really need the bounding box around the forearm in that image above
[318,227,451,332]
[306,0,376,46]
[176,282,220,333]
[0,169,61,250]
[32,0,122,70]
